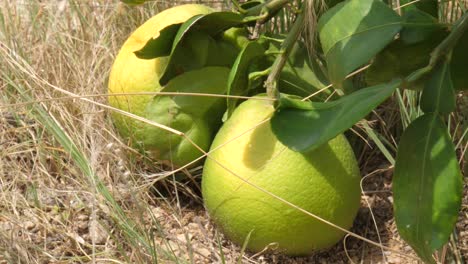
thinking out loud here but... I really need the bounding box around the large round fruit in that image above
[108,4,214,139]
[202,96,362,256]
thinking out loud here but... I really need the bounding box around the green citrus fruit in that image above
[202,96,362,256]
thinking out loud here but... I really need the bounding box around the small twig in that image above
[265,8,305,100]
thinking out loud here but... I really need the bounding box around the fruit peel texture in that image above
[202,97,362,256]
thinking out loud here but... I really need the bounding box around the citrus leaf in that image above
[135,11,246,85]
[451,31,468,91]
[271,79,401,152]
[277,41,331,98]
[399,0,438,18]
[393,113,463,262]
[318,0,402,88]
[158,12,244,85]
[142,67,230,166]
[156,67,230,117]
[134,24,181,59]
[421,62,456,114]
[226,41,265,118]
[400,9,444,44]
[366,30,447,90]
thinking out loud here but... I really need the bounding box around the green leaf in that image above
[226,41,265,118]
[142,67,230,166]
[399,0,438,18]
[277,41,331,98]
[271,79,401,152]
[393,113,463,263]
[400,9,444,44]
[264,37,331,98]
[136,11,246,85]
[366,30,447,89]
[134,24,181,59]
[318,0,402,88]
[451,31,468,91]
[156,67,230,117]
[421,62,456,114]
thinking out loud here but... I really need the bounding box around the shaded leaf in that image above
[318,0,402,88]
[421,62,456,113]
[136,11,246,85]
[271,79,401,152]
[451,31,468,91]
[393,113,463,263]
[278,42,330,98]
[399,0,438,18]
[134,24,181,59]
[400,9,444,44]
[266,38,331,98]
[226,41,265,117]
[366,30,447,90]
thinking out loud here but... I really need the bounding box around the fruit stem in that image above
[265,9,305,101]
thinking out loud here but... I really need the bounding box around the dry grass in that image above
[0,0,467,263]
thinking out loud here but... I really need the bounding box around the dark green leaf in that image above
[421,62,456,113]
[366,30,447,89]
[135,11,246,85]
[393,114,463,263]
[240,1,262,9]
[160,30,239,86]
[399,0,438,18]
[226,41,265,117]
[271,79,401,152]
[158,12,244,85]
[278,41,330,98]
[318,0,402,88]
[265,38,331,98]
[451,31,468,91]
[134,24,181,59]
[400,9,444,44]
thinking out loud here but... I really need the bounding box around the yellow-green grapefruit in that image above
[202,96,362,256]
[108,4,214,139]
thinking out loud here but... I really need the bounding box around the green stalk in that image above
[265,9,305,100]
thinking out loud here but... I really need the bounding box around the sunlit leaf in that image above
[318,0,402,88]
[393,113,463,263]
[271,79,401,152]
